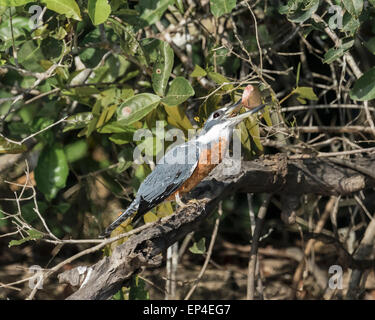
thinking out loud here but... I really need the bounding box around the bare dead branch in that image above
[58,153,375,300]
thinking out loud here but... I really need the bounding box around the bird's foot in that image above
[186,198,201,206]
[175,193,200,210]
[175,193,188,209]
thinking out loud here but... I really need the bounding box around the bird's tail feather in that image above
[99,200,138,238]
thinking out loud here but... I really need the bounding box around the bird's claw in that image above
[175,193,187,208]
[175,193,200,210]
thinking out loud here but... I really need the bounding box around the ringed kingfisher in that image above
[100,101,265,238]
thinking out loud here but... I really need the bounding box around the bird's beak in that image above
[224,100,242,118]
[224,103,266,126]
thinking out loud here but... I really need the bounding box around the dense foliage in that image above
[1,0,375,300]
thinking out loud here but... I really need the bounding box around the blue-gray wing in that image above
[136,140,201,211]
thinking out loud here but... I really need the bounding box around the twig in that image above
[26,215,174,300]
[165,242,178,299]
[291,196,338,299]
[363,101,375,138]
[0,116,66,151]
[281,104,375,112]
[311,13,363,79]
[0,282,22,292]
[354,195,374,221]
[245,0,263,76]
[247,194,272,300]
[178,231,194,260]
[346,215,375,299]
[328,157,375,181]
[270,126,375,135]
[9,8,18,67]
[184,202,222,300]
[0,61,62,126]
[138,275,167,295]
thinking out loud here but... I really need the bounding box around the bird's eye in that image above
[213,112,220,119]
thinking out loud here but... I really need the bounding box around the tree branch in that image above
[59,153,375,300]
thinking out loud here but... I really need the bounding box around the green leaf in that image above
[210,0,237,18]
[21,201,47,224]
[143,211,159,223]
[41,37,64,62]
[97,121,137,133]
[133,163,151,189]
[18,40,44,72]
[341,15,360,34]
[190,64,207,77]
[207,71,233,91]
[109,18,147,66]
[35,143,69,201]
[8,238,28,247]
[8,229,43,247]
[0,0,32,6]
[365,38,375,56]
[164,105,193,132]
[156,201,174,218]
[295,62,301,87]
[54,26,68,40]
[86,114,99,137]
[117,147,134,173]
[263,105,273,127]
[141,38,163,65]
[63,112,93,132]
[96,105,117,128]
[174,0,184,13]
[323,39,354,64]
[88,0,111,25]
[161,77,195,106]
[0,137,27,154]
[28,229,44,239]
[239,121,252,159]
[0,15,31,43]
[109,132,134,145]
[246,116,263,153]
[42,0,82,21]
[112,289,125,300]
[189,238,206,255]
[135,135,162,157]
[31,117,54,145]
[138,0,174,26]
[350,67,375,101]
[64,140,88,163]
[116,93,161,125]
[342,0,363,17]
[280,0,319,23]
[152,41,174,97]
[293,86,318,101]
[129,275,150,300]
[0,211,6,227]
[99,88,117,107]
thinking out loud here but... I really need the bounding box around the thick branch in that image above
[61,153,375,300]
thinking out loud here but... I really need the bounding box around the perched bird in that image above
[100,101,265,238]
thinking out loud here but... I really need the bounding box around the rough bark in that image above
[59,153,375,300]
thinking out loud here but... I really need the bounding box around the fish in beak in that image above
[223,102,265,126]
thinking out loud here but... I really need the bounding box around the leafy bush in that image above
[1,0,375,300]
